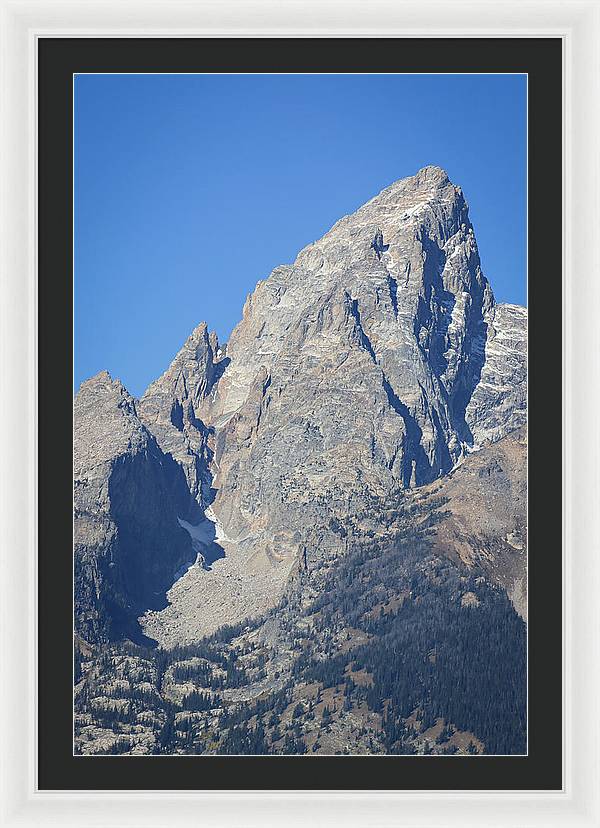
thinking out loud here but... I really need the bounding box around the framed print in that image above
[1,1,599,827]
[45,35,557,786]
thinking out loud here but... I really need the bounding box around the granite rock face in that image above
[137,322,227,511]
[74,372,195,643]
[465,303,527,445]
[130,166,527,645]
[209,167,491,504]
[204,167,520,548]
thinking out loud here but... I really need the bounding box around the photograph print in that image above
[73,73,527,757]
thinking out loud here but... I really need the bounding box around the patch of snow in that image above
[177,516,215,548]
[204,506,236,545]
[177,508,237,550]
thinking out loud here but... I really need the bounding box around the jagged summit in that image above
[414,163,450,182]
[137,319,226,507]
[370,164,452,201]
[142,320,217,404]
[77,368,122,395]
[80,368,113,385]
[312,166,470,261]
[74,370,145,472]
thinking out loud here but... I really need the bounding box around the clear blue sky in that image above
[75,73,526,397]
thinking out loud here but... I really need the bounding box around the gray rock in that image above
[74,371,196,643]
[138,322,227,510]
[465,303,527,445]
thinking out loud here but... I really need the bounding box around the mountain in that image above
[74,166,527,755]
[131,165,526,646]
[74,372,196,643]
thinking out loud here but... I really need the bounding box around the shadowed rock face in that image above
[75,166,527,646]
[74,372,196,644]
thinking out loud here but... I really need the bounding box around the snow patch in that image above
[204,505,236,545]
[178,515,215,548]
[177,508,236,550]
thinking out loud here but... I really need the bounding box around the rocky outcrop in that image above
[137,322,227,510]
[465,303,527,445]
[74,371,196,644]
[418,427,527,618]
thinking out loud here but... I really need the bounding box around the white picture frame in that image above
[1,1,598,825]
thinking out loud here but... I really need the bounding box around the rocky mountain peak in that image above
[74,370,147,474]
[75,166,527,647]
[205,167,498,486]
[414,163,450,184]
[137,167,527,645]
[136,321,228,508]
[141,321,217,413]
[77,368,129,401]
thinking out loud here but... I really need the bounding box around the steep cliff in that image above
[465,303,527,445]
[138,322,227,509]
[74,372,196,643]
